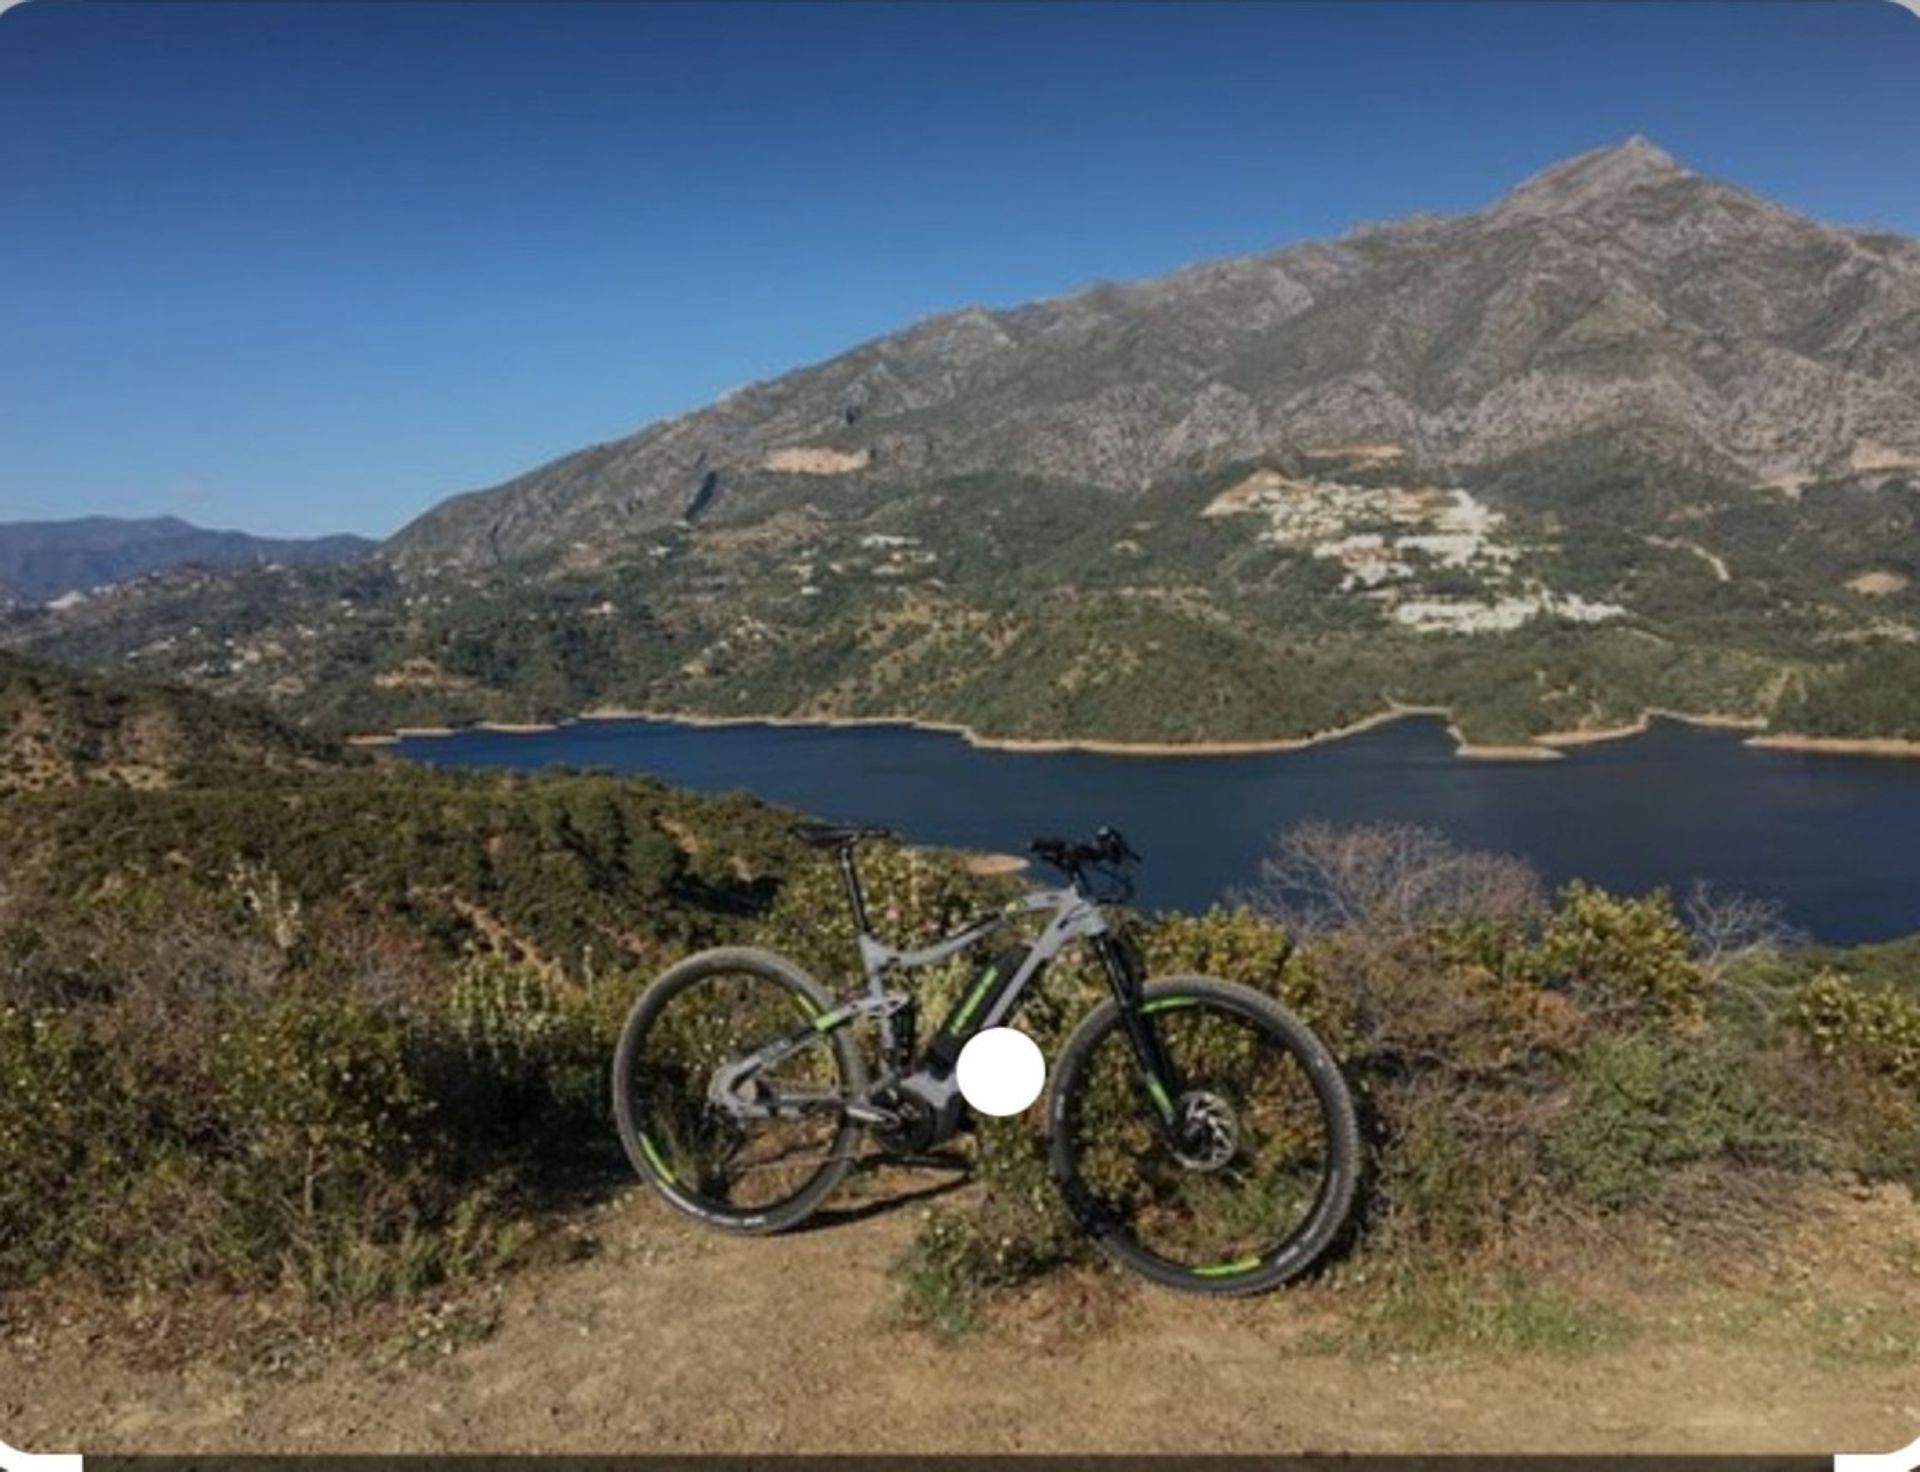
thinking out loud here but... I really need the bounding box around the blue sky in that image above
[2,1,1917,539]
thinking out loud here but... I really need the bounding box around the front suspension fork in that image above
[1094,933,1185,1139]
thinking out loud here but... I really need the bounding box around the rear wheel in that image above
[612,947,866,1233]
[1048,977,1359,1295]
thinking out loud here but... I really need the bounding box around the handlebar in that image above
[1028,826,1141,875]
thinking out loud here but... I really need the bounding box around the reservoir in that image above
[395,713,1920,943]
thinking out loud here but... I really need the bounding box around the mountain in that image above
[6,139,1919,748]
[0,515,372,604]
[0,649,348,792]
[388,136,1920,568]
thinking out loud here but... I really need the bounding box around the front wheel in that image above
[1048,977,1359,1295]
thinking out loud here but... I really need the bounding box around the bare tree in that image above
[1684,880,1803,985]
[1241,822,1545,938]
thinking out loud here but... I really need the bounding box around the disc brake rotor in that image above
[1169,1089,1240,1171]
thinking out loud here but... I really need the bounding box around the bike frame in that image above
[709,847,1186,1137]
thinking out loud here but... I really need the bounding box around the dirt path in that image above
[3,1181,1917,1456]
[1646,535,1733,583]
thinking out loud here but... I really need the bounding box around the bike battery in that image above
[925,943,1034,1077]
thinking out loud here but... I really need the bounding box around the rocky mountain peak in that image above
[382,137,1920,569]
[1493,135,1690,219]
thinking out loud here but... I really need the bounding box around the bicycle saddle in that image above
[788,822,896,850]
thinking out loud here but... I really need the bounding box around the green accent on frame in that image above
[1146,1076,1174,1118]
[951,963,1001,1033]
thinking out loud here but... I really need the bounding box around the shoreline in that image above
[1745,733,1920,759]
[1534,707,1767,749]
[544,701,1498,760]
[340,700,1909,763]
[565,703,1439,758]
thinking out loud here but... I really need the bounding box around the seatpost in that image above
[837,844,873,935]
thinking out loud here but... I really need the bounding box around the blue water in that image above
[394,715,1920,943]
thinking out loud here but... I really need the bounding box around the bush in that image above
[0,984,467,1299]
[0,765,800,985]
[1785,1066,1920,1194]
[1546,1034,1806,1209]
[1538,882,1706,1025]
[892,1117,1086,1337]
[0,757,832,1307]
[0,1007,118,1284]
[753,841,1015,990]
[0,908,599,1302]
[1792,970,1920,1086]
[212,991,450,1298]
[883,837,1894,1339]
[1137,905,1341,1034]
[1315,910,1583,1259]
[1372,1106,1533,1255]
[1785,971,1920,1192]
[437,953,612,1168]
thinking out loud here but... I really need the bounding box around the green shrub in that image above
[219,991,427,1175]
[438,953,610,1165]
[1537,882,1706,1024]
[448,953,579,1069]
[753,842,1014,989]
[1546,1034,1805,1209]
[0,1007,119,1283]
[1782,971,1920,1192]
[891,1208,994,1337]
[1138,905,1339,1033]
[210,991,447,1297]
[892,1120,1086,1337]
[1791,971,1920,1086]
[1375,1105,1538,1254]
[0,937,576,1301]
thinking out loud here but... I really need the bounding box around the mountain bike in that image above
[612,823,1359,1294]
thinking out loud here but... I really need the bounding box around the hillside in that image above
[0,672,1914,1454]
[0,515,371,604]
[0,649,345,791]
[5,139,1919,747]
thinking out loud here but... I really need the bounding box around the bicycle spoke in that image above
[1060,994,1341,1274]
[620,964,853,1217]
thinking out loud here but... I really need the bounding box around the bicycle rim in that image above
[618,960,856,1225]
[1052,983,1354,1291]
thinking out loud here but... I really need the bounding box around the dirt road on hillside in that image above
[3,1178,1917,1457]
